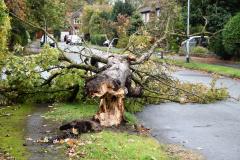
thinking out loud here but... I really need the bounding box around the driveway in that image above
[137,69,240,160]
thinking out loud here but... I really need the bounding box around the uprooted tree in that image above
[0,0,228,127]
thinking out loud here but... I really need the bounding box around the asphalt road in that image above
[137,69,240,160]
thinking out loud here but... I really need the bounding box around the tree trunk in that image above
[86,55,132,126]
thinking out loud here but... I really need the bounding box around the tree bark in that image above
[86,55,132,126]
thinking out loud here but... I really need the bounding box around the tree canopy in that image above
[111,1,134,21]
[27,0,66,29]
[223,12,240,57]
[0,0,11,53]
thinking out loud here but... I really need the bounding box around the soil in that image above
[0,153,6,160]
[166,144,205,160]
[0,151,13,160]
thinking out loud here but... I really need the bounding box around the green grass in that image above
[78,131,175,160]
[156,58,240,78]
[124,112,138,125]
[44,103,177,160]
[44,103,98,122]
[0,105,33,160]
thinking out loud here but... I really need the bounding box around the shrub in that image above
[90,34,106,46]
[116,36,129,48]
[125,98,144,113]
[191,46,209,57]
[168,36,180,53]
[209,33,231,59]
[223,12,240,57]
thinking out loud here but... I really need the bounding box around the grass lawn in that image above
[44,103,98,122]
[0,105,33,160]
[156,58,240,78]
[44,103,177,160]
[79,131,173,160]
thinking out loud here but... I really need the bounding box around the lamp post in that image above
[186,0,190,63]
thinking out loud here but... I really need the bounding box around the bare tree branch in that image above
[131,17,170,65]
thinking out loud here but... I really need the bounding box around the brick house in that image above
[69,8,82,35]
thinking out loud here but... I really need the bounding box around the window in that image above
[74,18,80,24]
[156,9,160,17]
[142,12,150,23]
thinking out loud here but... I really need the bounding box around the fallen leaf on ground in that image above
[26,137,33,141]
[37,137,49,143]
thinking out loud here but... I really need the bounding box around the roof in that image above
[71,9,82,18]
[139,4,161,13]
[139,6,153,13]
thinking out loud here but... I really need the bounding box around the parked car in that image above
[103,38,118,47]
[40,34,55,47]
[103,39,110,47]
[181,36,209,53]
[66,35,82,45]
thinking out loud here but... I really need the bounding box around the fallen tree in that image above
[0,1,229,127]
[83,25,170,126]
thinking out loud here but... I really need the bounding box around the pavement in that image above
[137,69,240,160]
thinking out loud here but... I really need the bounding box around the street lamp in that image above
[186,0,190,63]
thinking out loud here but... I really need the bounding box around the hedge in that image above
[223,12,240,57]
[90,34,106,46]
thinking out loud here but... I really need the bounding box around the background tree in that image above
[111,1,134,21]
[27,0,66,34]
[222,13,240,58]
[89,12,105,35]
[80,4,111,39]
[128,13,144,35]
[180,0,240,59]
[4,0,28,50]
[0,0,11,54]
[64,0,85,12]
[127,0,144,9]
[114,14,130,48]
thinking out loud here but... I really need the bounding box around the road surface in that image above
[137,69,240,160]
